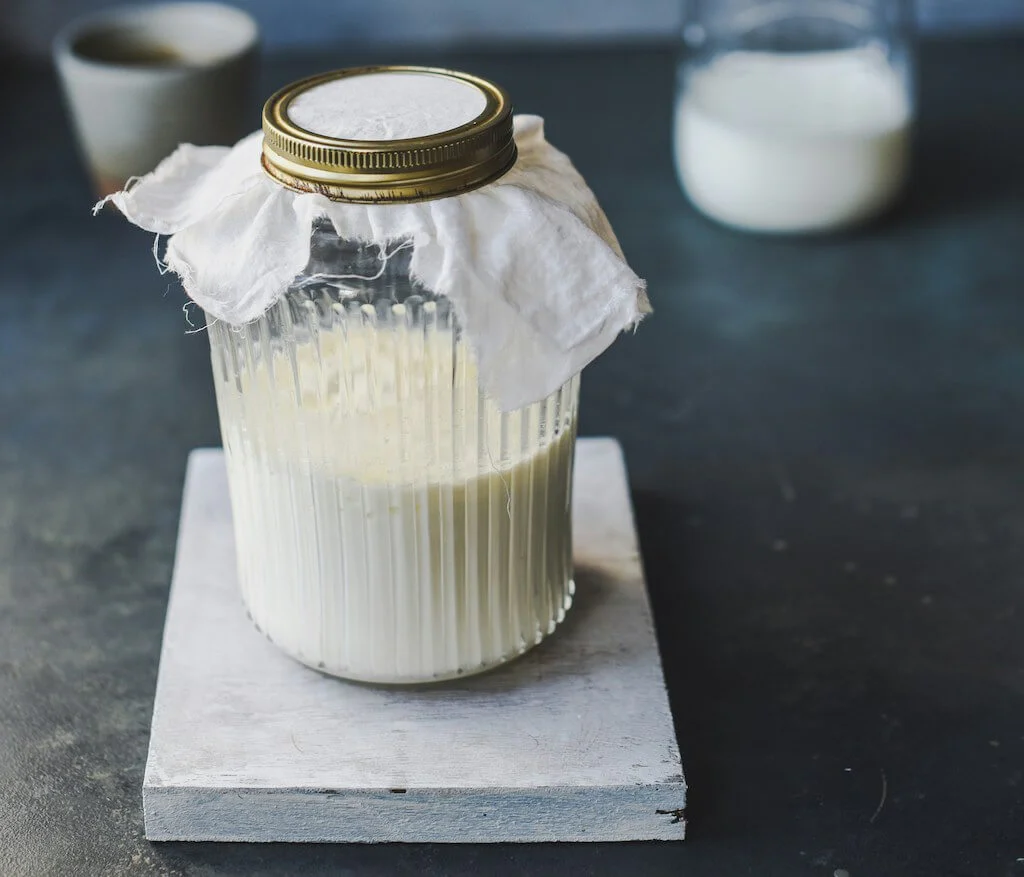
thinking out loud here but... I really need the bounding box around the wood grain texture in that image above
[144,438,685,843]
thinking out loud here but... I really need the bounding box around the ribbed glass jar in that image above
[207,221,579,683]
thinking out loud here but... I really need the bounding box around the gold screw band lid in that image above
[261,66,517,204]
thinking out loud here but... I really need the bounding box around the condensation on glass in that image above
[208,221,579,683]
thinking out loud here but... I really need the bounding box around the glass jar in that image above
[207,69,581,684]
[674,0,914,234]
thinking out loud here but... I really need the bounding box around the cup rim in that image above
[53,1,259,72]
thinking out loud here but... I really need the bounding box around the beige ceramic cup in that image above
[54,2,259,196]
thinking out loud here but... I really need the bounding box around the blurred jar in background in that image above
[674,0,914,234]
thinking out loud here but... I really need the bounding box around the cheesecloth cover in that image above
[98,68,649,410]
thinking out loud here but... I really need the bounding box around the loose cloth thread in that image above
[99,114,649,410]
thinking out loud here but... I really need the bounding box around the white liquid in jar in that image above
[211,307,578,683]
[674,47,912,233]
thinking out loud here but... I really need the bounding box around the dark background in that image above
[3,0,1024,57]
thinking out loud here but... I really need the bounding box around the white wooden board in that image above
[144,438,685,842]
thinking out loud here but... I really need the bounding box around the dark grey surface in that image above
[1,38,1023,877]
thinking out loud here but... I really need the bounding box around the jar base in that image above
[244,585,575,686]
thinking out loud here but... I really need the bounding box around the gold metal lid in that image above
[261,66,517,204]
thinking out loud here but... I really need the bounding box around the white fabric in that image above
[98,115,649,411]
[290,72,488,140]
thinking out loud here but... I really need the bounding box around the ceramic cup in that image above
[54,2,259,196]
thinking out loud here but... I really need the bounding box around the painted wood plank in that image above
[144,438,685,842]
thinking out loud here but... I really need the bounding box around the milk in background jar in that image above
[673,0,914,234]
